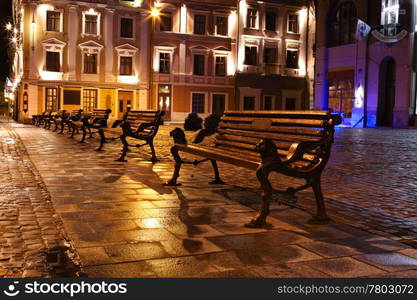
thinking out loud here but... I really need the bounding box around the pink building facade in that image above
[315,0,417,128]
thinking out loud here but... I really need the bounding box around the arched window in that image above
[381,0,399,36]
[328,2,357,47]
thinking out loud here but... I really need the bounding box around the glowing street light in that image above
[151,7,160,18]
[5,23,12,31]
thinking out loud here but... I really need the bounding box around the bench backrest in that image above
[125,110,161,127]
[67,109,83,121]
[216,110,336,164]
[90,109,111,120]
[124,110,165,137]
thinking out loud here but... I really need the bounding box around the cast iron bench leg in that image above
[96,129,106,152]
[245,165,273,228]
[149,140,158,164]
[209,160,225,185]
[308,176,330,224]
[165,146,182,186]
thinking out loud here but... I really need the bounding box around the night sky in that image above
[0,0,12,85]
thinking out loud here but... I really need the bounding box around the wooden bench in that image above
[71,109,112,143]
[96,110,164,163]
[32,111,49,126]
[62,109,83,136]
[51,110,67,132]
[43,111,58,130]
[165,110,341,228]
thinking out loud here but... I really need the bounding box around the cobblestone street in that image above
[0,121,72,278]
[2,120,417,277]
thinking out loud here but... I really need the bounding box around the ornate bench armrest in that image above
[135,122,154,133]
[286,140,326,164]
[169,128,188,145]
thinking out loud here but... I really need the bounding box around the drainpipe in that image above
[235,0,241,110]
[363,1,372,128]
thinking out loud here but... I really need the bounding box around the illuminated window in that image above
[216,16,228,36]
[381,0,399,36]
[45,88,58,111]
[84,53,97,74]
[46,11,61,32]
[83,89,98,112]
[159,52,170,73]
[287,14,299,33]
[192,93,205,113]
[246,9,257,28]
[46,51,60,72]
[120,56,132,75]
[120,18,133,38]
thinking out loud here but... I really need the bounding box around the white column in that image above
[67,5,78,81]
[105,8,115,82]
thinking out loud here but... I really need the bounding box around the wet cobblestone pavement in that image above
[0,121,73,277]
[6,121,417,278]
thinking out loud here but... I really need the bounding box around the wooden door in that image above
[118,91,133,119]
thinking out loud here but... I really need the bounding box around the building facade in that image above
[235,0,315,112]
[8,0,314,123]
[315,0,417,128]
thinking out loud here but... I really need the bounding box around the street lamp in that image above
[148,1,161,110]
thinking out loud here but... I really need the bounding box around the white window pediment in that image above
[79,40,104,54]
[213,46,231,56]
[155,44,176,53]
[41,38,66,52]
[115,44,138,57]
[190,45,210,53]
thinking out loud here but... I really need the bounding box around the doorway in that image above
[377,57,396,127]
[118,91,133,119]
[158,85,171,121]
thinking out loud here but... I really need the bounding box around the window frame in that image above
[159,52,171,74]
[244,45,258,66]
[193,14,207,35]
[45,87,59,112]
[286,47,299,69]
[83,53,98,74]
[120,17,134,39]
[215,56,227,77]
[215,16,228,36]
[193,54,206,76]
[264,47,277,65]
[119,56,133,76]
[246,8,258,29]
[191,92,207,114]
[46,10,62,32]
[82,89,98,112]
[287,13,299,34]
[265,10,277,31]
[45,51,61,72]
[82,9,101,37]
[160,11,173,32]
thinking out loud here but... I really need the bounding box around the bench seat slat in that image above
[218,128,322,143]
[221,116,326,128]
[219,123,324,137]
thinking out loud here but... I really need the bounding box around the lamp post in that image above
[148,2,160,110]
